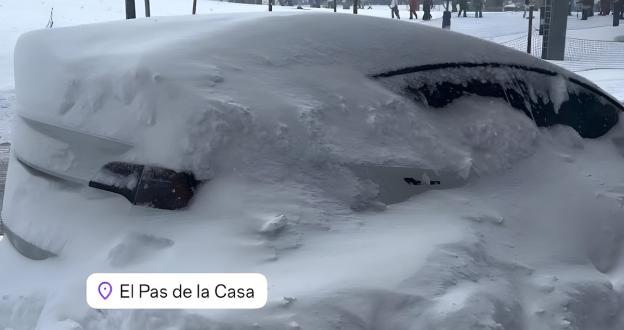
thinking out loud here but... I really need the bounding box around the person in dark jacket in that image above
[390,0,400,19]
[458,0,468,17]
[616,0,624,18]
[474,0,483,17]
[581,0,593,19]
[422,0,432,20]
[600,0,611,15]
[409,0,419,19]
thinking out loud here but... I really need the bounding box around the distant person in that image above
[588,0,595,16]
[410,0,419,19]
[600,0,611,15]
[390,0,401,19]
[581,0,593,19]
[614,0,622,24]
[452,0,458,12]
[458,0,468,17]
[474,0,483,17]
[423,0,432,19]
[585,0,596,17]
[616,0,624,18]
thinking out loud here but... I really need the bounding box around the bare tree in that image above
[45,8,54,28]
[126,0,136,19]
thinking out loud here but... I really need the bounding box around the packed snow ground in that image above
[1,2,624,330]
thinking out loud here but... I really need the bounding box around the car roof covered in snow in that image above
[20,13,569,69]
[14,12,583,102]
[10,12,617,180]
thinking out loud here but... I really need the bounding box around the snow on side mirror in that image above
[89,162,199,210]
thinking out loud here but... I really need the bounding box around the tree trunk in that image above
[145,0,151,17]
[125,0,136,19]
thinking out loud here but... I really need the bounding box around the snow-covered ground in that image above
[1,2,624,330]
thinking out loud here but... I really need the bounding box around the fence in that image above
[499,33,624,71]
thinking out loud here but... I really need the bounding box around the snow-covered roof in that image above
[14,12,573,114]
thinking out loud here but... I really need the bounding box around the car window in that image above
[372,63,622,138]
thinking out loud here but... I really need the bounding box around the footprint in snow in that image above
[107,233,174,268]
[462,214,505,226]
[596,187,624,208]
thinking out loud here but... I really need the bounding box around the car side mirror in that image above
[89,162,200,210]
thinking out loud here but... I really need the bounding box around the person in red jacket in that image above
[410,0,420,19]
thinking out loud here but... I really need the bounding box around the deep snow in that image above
[0,2,624,330]
[4,106,624,330]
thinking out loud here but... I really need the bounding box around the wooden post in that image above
[192,0,197,14]
[145,0,151,17]
[334,0,337,12]
[353,0,358,13]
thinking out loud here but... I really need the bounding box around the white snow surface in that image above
[4,111,624,330]
[0,3,624,330]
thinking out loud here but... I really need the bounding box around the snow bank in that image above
[3,114,624,329]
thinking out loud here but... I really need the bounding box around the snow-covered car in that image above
[2,12,622,261]
[6,10,624,330]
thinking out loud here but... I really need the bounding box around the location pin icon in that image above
[98,282,112,300]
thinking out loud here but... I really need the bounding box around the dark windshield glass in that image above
[373,63,622,138]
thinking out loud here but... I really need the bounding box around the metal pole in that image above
[192,0,197,14]
[125,0,136,19]
[541,0,567,60]
[614,0,621,26]
[145,0,151,17]
[527,6,533,54]
[353,0,358,14]
[539,6,545,34]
